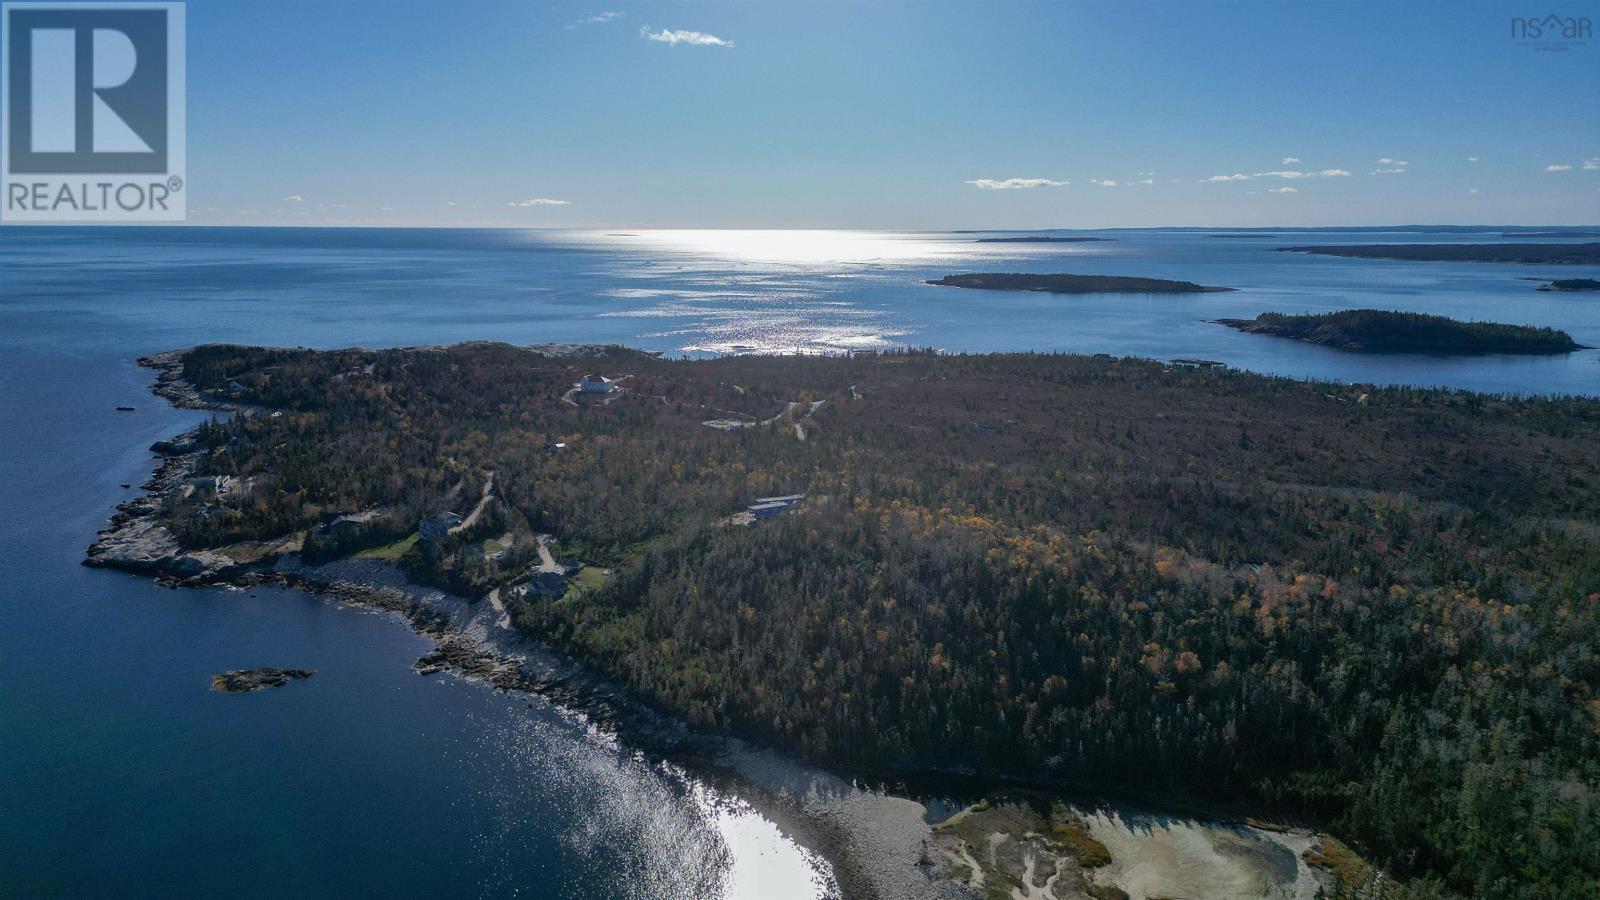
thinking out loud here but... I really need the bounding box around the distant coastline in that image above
[1275,242,1600,265]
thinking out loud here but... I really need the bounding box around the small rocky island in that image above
[211,667,315,693]
[1275,242,1600,265]
[1537,278,1600,292]
[927,273,1233,293]
[973,236,1111,243]
[1215,309,1587,355]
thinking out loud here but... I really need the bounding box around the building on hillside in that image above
[577,374,614,394]
[746,493,806,519]
[184,475,233,499]
[526,571,568,597]
[1169,358,1227,372]
[317,509,384,539]
[753,494,806,506]
[419,511,463,540]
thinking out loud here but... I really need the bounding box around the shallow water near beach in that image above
[2,226,1596,897]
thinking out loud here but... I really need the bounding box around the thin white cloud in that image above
[1133,177,1154,185]
[1252,169,1351,179]
[1371,168,1407,175]
[1282,156,1300,164]
[1468,188,1481,194]
[1546,164,1573,172]
[1268,186,1298,193]
[281,195,304,202]
[1584,158,1599,170]
[1467,156,1480,162]
[1377,158,1409,166]
[567,11,623,29]
[1090,178,1118,187]
[642,26,732,46]
[1205,173,1251,182]
[965,177,1067,190]
[508,197,572,206]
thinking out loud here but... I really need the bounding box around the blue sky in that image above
[183,0,1600,228]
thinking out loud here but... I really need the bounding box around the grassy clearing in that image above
[571,566,609,591]
[355,532,418,560]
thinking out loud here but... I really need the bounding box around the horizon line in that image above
[3,222,1598,232]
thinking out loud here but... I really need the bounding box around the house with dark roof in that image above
[419,511,462,540]
[526,571,567,597]
[747,493,805,519]
[577,374,615,394]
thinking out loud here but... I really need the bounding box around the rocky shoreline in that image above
[83,348,1350,900]
[84,350,962,900]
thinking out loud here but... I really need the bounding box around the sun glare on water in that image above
[590,229,973,266]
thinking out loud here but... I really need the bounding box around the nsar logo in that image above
[1511,13,1592,51]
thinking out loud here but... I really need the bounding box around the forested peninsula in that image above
[91,343,1600,899]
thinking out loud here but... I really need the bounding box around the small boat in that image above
[115,405,136,411]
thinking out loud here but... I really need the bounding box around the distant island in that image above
[1275,242,1600,264]
[926,272,1233,293]
[973,236,1111,243]
[1537,278,1600,292]
[1215,309,1587,354]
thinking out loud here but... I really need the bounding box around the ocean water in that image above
[1,226,1596,898]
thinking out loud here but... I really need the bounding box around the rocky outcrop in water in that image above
[211,667,314,693]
